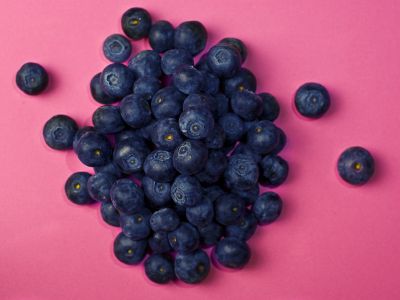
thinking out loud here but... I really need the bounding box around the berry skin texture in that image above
[100,202,120,227]
[65,172,95,205]
[173,65,204,95]
[207,43,242,78]
[215,193,246,226]
[198,222,223,247]
[75,131,113,167]
[151,118,184,151]
[214,237,251,269]
[149,20,175,53]
[121,7,152,40]
[149,231,173,254]
[150,208,180,232]
[223,68,256,97]
[337,146,375,185]
[120,208,152,240]
[252,192,283,225]
[73,126,95,153]
[151,86,185,119]
[173,140,208,175]
[174,21,208,56]
[225,210,258,241]
[144,254,175,284]
[179,109,214,140]
[87,172,116,202]
[247,120,280,155]
[161,49,194,76]
[260,155,289,187]
[132,76,161,100]
[110,179,144,214]
[219,37,248,63]
[103,34,132,63]
[113,232,147,265]
[113,138,149,174]
[294,82,330,119]
[100,63,135,99]
[224,154,259,191]
[231,90,263,121]
[43,115,78,150]
[168,222,200,253]
[92,105,125,134]
[186,197,214,227]
[232,184,260,206]
[16,62,49,95]
[171,175,203,207]
[90,73,117,104]
[218,113,245,143]
[128,50,161,78]
[144,150,176,183]
[175,249,210,284]
[142,176,172,208]
[259,92,280,122]
[120,94,152,128]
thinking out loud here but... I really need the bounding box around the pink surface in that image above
[1,0,400,299]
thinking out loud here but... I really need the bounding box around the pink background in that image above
[1,0,400,299]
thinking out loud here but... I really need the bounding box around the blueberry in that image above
[121,7,152,40]
[259,92,280,121]
[143,150,176,183]
[224,154,259,191]
[103,34,132,63]
[144,254,175,284]
[214,93,230,117]
[113,138,149,174]
[186,197,214,227]
[219,37,247,63]
[179,109,214,140]
[243,120,258,133]
[214,237,251,269]
[246,120,279,154]
[223,68,256,97]
[132,76,161,100]
[128,50,161,78]
[100,202,120,227]
[231,90,263,121]
[225,210,258,241]
[43,115,78,150]
[252,192,283,225]
[90,73,118,104]
[182,94,217,117]
[149,231,173,254]
[92,105,125,134]
[87,172,117,202]
[137,120,157,141]
[149,20,175,53]
[294,82,330,119]
[115,128,145,144]
[16,62,48,95]
[161,49,193,76]
[198,222,223,247]
[205,125,225,149]
[173,140,208,175]
[196,150,228,184]
[120,208,152,240]
[201,70,220,95]
[151,118,184,151]
[260,155,289,187]
[270,127,287,155]
[168,222,199,253]
[203,185,224,202]
[65,172,95,205]
[218,113,245,143]
[232,143,262,163]
[171,175,203,207]
[120,94,152,128]
[174,249,210,284]
[100,63,135,98]
[141,176,172,208]
[207,44,241,78]
[151,86,185,119]
[113,232,147,265]
[110,179,144,214]
[75,131,113,167]
[337,146,375,185]
[173,65,204,95]
[195,53,210,72]
[232,184,259,206]
[215,193,245,225]
[174,21,207,56]
[150,208,180,232]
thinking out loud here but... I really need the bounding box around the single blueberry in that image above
[103,34,132,63]
[90,73,118,104]
[151,86,185,119]
[120,208,152,240]
[149,20,175,53]
[259,92,280,121]
[143,150,176,183]
[225,210,258,241]
[171,175,203,207]
[231,90,263,121]
[113,232,147,265]
[174,21,207,56]
[128,50,161,78]
[205,124,226,149]
[87,172,117,202]
[43,115,78,150]
[132,76,161,100]
[260,155,289,187]
[141,176,172,208]
[75,131,113,167]
[121,7,152,40]
[196,150,228,185]
[246,120,280,154]
[174,249,210,284]
[182,94,217,117]
[100,202,120,227]
[100,63,135,98]
[252,192,283,225]
[294,82,330,119]
[215,193,245,226]
[270,127,287,155]
[207,43,241,78]
[173,65,204,95]
[186,197,214,227]
[150,208,180,232]
[144,254,175,284]
[219,37,248,63]
[197,222,223,247]
[214,237,251,269]
[224,154,259,191]
[149,231,173,254]
[92,105,125,134]
[173,140,208,175]
[168,222,200,253]
[232,184,259,206]
[161,49,193,76]
[179,109,214,140]
[120,94,152,128]
[16,62,48,95]
[151,118,183,151]
[113,138,149,174]
[110,178,144,214]
[65,172,95,205]
[218,113,245,143]
[223,68,256,97]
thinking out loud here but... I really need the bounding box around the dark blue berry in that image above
[174,21,207,56]
[100,202,120,227]
[205,125,225,149]
[225,210,258,241]
[113,138,149,174]
[231,90,263,121]
[144,254,175,284]
[168,222,200,253]
[149,231,173,254]
[87,172,116,202]
[218,113,245,143]
[198,222,223,247]
[173,65,204,95]
[110,178,144,214]
[252,192,283,225]
[179,109,214,140]
[142,176,172,208]
[196,150,227,185]
[171,175,203,207]
[75,131,113,167]
[151,86,185,119]
[128,50,161,78]
[120,94,152,128]
[121,7,152,40]
[246,120,279,154]
[201,70,220,95]
[270,127,287,155]
[132,76,161,100]
[232,143,262,163]
[150,208,180,232]
[214,93,230,117]
[174,249,210,284]
[259,92,280,121]
[203,185,224,202]
[94,161,123,178]
[207,44,241,78]
[161,49,193,76]
[232,184,259,206]
[260,155,289,187]
[295,82,330,119]
[224,154,259,191]
[186,197,214,227]
[223,68,256,97]
[100,63,135,98]
[90,73,118,104]
[103,34,132,63]
[92,105,125,134]
[120,208,152,240]
[113,232,147,265]
[43,115,78,150]
[214,237,251,269]
[149,20,175,53]
[151,118,184,151]
[65,172,95,205]
[143,150,176,183]
[215,193,245,225]
[173,140,208,175]
[16,62,48,95]
[219,37,247,63]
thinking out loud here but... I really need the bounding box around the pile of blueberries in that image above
[16,6,375,285]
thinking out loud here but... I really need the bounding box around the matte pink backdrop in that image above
[1,0,400,299]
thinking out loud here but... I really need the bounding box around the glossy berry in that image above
[132,76,161,100]
[173,65,204,95]
[75,131,113,167]
[113,138,149,174]
[120,94,152,128]
[113,232,147,265]
[90,73,117,104]
[73,127,94,153]
[259,93,280,121]
[337,146,375,185]
[223,68,256,97]
[171,175,203,207]
[100,63,134,98]
[151,86,185,119]
[295,82,330,119]
[260,155,289,187]
[121,7,152,40]
[150,208,180,232]
[110,179,144,214]
[161,48,193,76]
[92,105,125,134]
[16,62,48,95]
[120,208,152,240]
[149,231,173,254]
[142,176,172,208]
[43,115,78,150]
[174,21,207,56]
[65,172,95,205]
[128,50,161,78]
[179,109,214,140]
[270,127,287,155]
[207,44,241,78]
[219,37,247,63]
[87,172,116,202]
[173,140,208,175]
[100,202,120,227]
[231,90,263,121]
[168,222,200,253]
[174,249,210,284]
[247,120,280,154]
[198,222,223,247]
[215,193,245,226]
[186,197,214,227]
[225,154,259,191]
[144,150,176,183]
[225,210,258,241]
[214,237,251,269]
[149,20,175,53]
[252,192,283,225]
[144,254,175,284]
[103,34,132,63]
[151,118,183,151]
[218,113,245,143]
